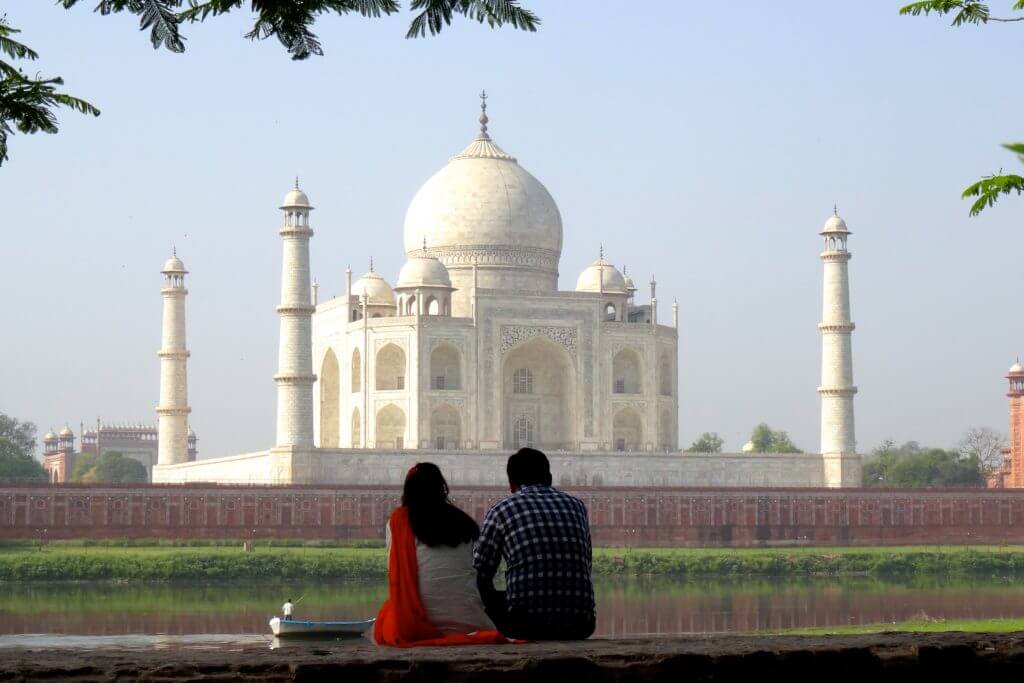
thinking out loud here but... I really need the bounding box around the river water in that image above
[3,577,1024,644]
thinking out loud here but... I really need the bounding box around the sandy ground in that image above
[2,632,1024,681]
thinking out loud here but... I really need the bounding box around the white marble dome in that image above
[402,130,563,271]
[351,271,395,306]
[397,255,452,289]
[1010,361,1024,374]
[59,426,73,437]
[162,255,187,273]
[821,213,848,233]
[281,187,311,209]
[575,258,627,294]
[43,431,57,441]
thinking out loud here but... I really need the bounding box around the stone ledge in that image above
[3,633,1024,681]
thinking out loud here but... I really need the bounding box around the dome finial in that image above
[369,256,374,272]
[423,236,428,254]
[833,202,838,216]
[172,244,176,257]
[478,90,490,140]
[599,243,604,260]
[295,176,300,190]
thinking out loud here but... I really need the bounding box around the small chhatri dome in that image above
[59,426,73,437]
[1010,360,1024,374]
[281,178,312,209]
[352,270,396,306]
[43,431,57,441]
[821,209,850,235]
[576,257,627,294]
[162,252,187,274]
[397,254,452,289]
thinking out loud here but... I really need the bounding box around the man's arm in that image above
[473,507,504,606]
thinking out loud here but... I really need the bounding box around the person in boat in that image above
[373,462,506,647]
[282,598,294,621]
[474,447,596,640]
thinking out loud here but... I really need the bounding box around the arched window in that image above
[431,405,461,450]
[658,351,672,396]
[612,348,642,394]
[376,344,406,391]
[407,296,417,316]
[375,404,406,449]
[351,348,362,393]
[613,408,643,451]
[426,296,440,316]
[351,408,361,448]
[430,344,461,390]
[351,308,363,322]
[319,349,339,448]
[514,416,534,448]
[604,302,617,321]
[513,368,533,394]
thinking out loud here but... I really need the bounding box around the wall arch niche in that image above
[375,404,406,449]
[658,408,675,450]
[430,344,461,390]
[430,404,461,450]
[658,350,673,396]
[502,336,577,450]
[613,407,643,451]
[612,348,642,394]
[319,349,340,447]
[351,348,362,393]
[351,408,361,448]
[376,344,406,390]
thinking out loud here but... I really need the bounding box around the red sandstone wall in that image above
[3,483,1024,547]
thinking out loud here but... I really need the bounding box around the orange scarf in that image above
[373,506,510,647]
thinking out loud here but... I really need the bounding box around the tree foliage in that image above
[900,2,1024,214]
[3,1,537,165]
[863,439,985,487]
[0,16,100,166]
[686,432,724,453]
[0,413,46,482]
[956,426,1007,473]
[74,450,148,483]
[61,1,539,60]
[749,423,803,454]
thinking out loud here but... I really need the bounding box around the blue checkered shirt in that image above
[474,484,595,617]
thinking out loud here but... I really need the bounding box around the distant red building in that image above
[988,362,1024,488]
[41,423,197,483]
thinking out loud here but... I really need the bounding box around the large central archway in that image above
[502,336,577,450]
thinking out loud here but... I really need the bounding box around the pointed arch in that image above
[375,404,406,449]
[658,350,673,396]
[319,349,339,448]
[658,407,675,450]
[376,344,406,391]
[351,348,362,393]
[612,348,642,394]
[502,336,577,450]
[613,407,643,451]
[430,404,461,450]
[430,344,461,390]
[351,408,361,448]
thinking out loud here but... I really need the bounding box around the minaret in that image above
[275,181,316,449]
[818,209,859,487]
[157,250,191,465]
[1004,361,1024,488]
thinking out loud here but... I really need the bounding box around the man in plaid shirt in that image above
[473,448,596,640]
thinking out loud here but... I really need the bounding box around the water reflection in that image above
[3,577,1024,639]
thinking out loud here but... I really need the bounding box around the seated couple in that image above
[373,448,596,647]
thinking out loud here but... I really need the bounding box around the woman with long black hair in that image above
[374,463,503,647]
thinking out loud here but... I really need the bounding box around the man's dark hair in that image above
[507,448,552,487]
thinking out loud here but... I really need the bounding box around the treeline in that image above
[5,547,1024,581]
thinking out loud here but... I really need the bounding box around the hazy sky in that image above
[4,2,1023,458]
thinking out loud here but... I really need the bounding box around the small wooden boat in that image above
[269,616,375,638]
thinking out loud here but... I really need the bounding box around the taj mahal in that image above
[152,96,862,489]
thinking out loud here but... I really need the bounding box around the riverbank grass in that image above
[763,616,1024,635]
[3,544,1024,581]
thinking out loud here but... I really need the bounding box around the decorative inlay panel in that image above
[500,325,578,357]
